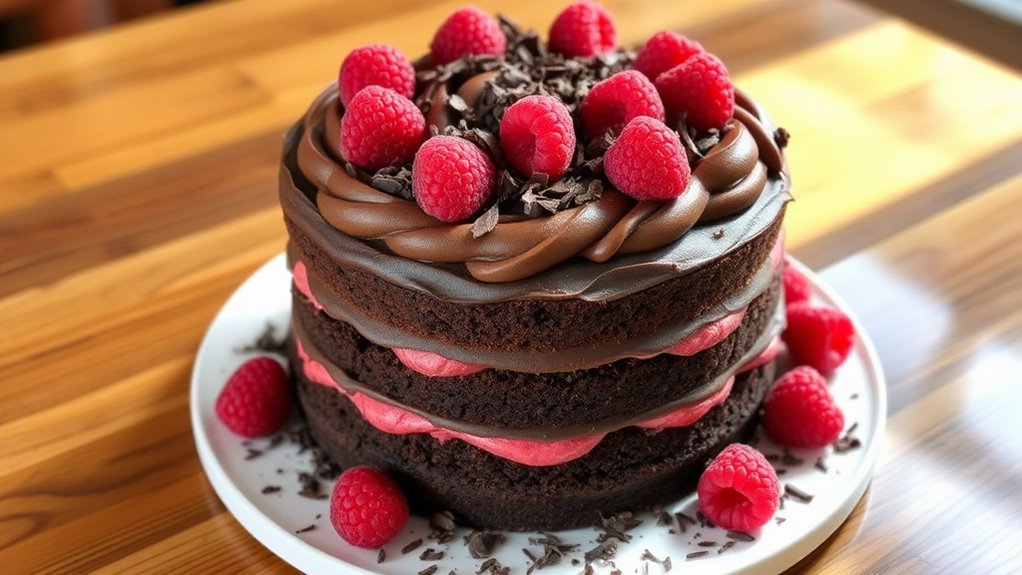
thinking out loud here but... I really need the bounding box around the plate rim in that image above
[189,252,886,575]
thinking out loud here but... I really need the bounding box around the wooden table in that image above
[1,0,1020,573]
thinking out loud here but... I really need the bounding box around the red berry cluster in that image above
[756,260,856,449]
[331,3,742,224]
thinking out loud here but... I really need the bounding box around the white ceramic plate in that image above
[191,253,885,575]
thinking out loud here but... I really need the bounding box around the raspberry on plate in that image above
[581,70,665,138]
[762,366,845,448]
[215,356,291,438]
[697,444,780,532]
[499,95,576,180]
[338,43,415,107]
[412,136,496,223]
[604,116,690,201]
[330,467,409,549]
[548,1,617,57]
[783,258,812,306]
[633,30,704,81]
[340,86,426,171]
[784,302,856,375]
[430,6,506,65]
[655,51,735,132]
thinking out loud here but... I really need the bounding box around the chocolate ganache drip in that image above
[290,20,787,283]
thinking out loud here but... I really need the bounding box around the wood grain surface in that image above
[1,0,1021,573]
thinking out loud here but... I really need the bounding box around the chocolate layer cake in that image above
[279,12,790,530]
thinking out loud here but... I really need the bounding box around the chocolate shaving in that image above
[401,538,423,554]
[377,549,386,564]
[428,510,456,544]
[465,531,505,559]
[523,533,576,573]
[785,483,815,503]
[815,457,829,472]
[726,530,756,542]
[774,127,791,149]
[297,472,326,499]
[641,549,672,572]
[240,323,287,355]
[477,557,510,575]
[776,516,787,524]
[418,566,439,575]
[656,511,673,526]
[260,485,281,495]
[834,423,862,453]
[676,512,697,526]
[419,548,445,561]
[584,539,618,564]
[698,541,718,547]
[471,203,500,238]
[370,166,414,200]
[718,541,736,554]
[294,524,315,534]
[597,511,641,543]
[244,448,263,460]
[686,551,708,560]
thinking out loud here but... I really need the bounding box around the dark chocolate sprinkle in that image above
[420,548,445,561]
[785,483,814,503]
[815,457,829,473]
[260,485,281,495]
[686,551,708,560]
[244,448,263,460]
[718,541,736,554]
[294,524,315,534]
[774,127,791,149]
[377,549,386,564]
[726,530,756,542]
[401,538,423,554]
[676,512,697,526]
[584,538,618,563]
[776,516,787,524]
[698,541,718,547]
[598,512,641,543]
[418,566,439,575]
[465,531,505,559]
[656,511,673,526]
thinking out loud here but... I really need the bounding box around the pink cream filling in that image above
[296,335,780,467]
[292,232,785,378]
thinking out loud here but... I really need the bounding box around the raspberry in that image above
[341,86,426,170]
[338,44,415,107]
[697,444,780,532]
[412,136,496,222]
[215,357,291,438]
[633,30,704,81]
[654,52,735,132]
[499,95,576,180]
[783,258,812,306]
[783,302,856,376]
[762,366,845,448]
[330,467,409,548]
[548,1,617,57]
[604,116,690,201]
[581,70,664,138]
[430,6,506,65]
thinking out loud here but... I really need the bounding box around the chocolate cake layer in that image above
[291,277,780,430]
[294,344,775,531]
[286,210,783,353]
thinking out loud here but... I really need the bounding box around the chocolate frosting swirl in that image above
[291,83,785,283]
